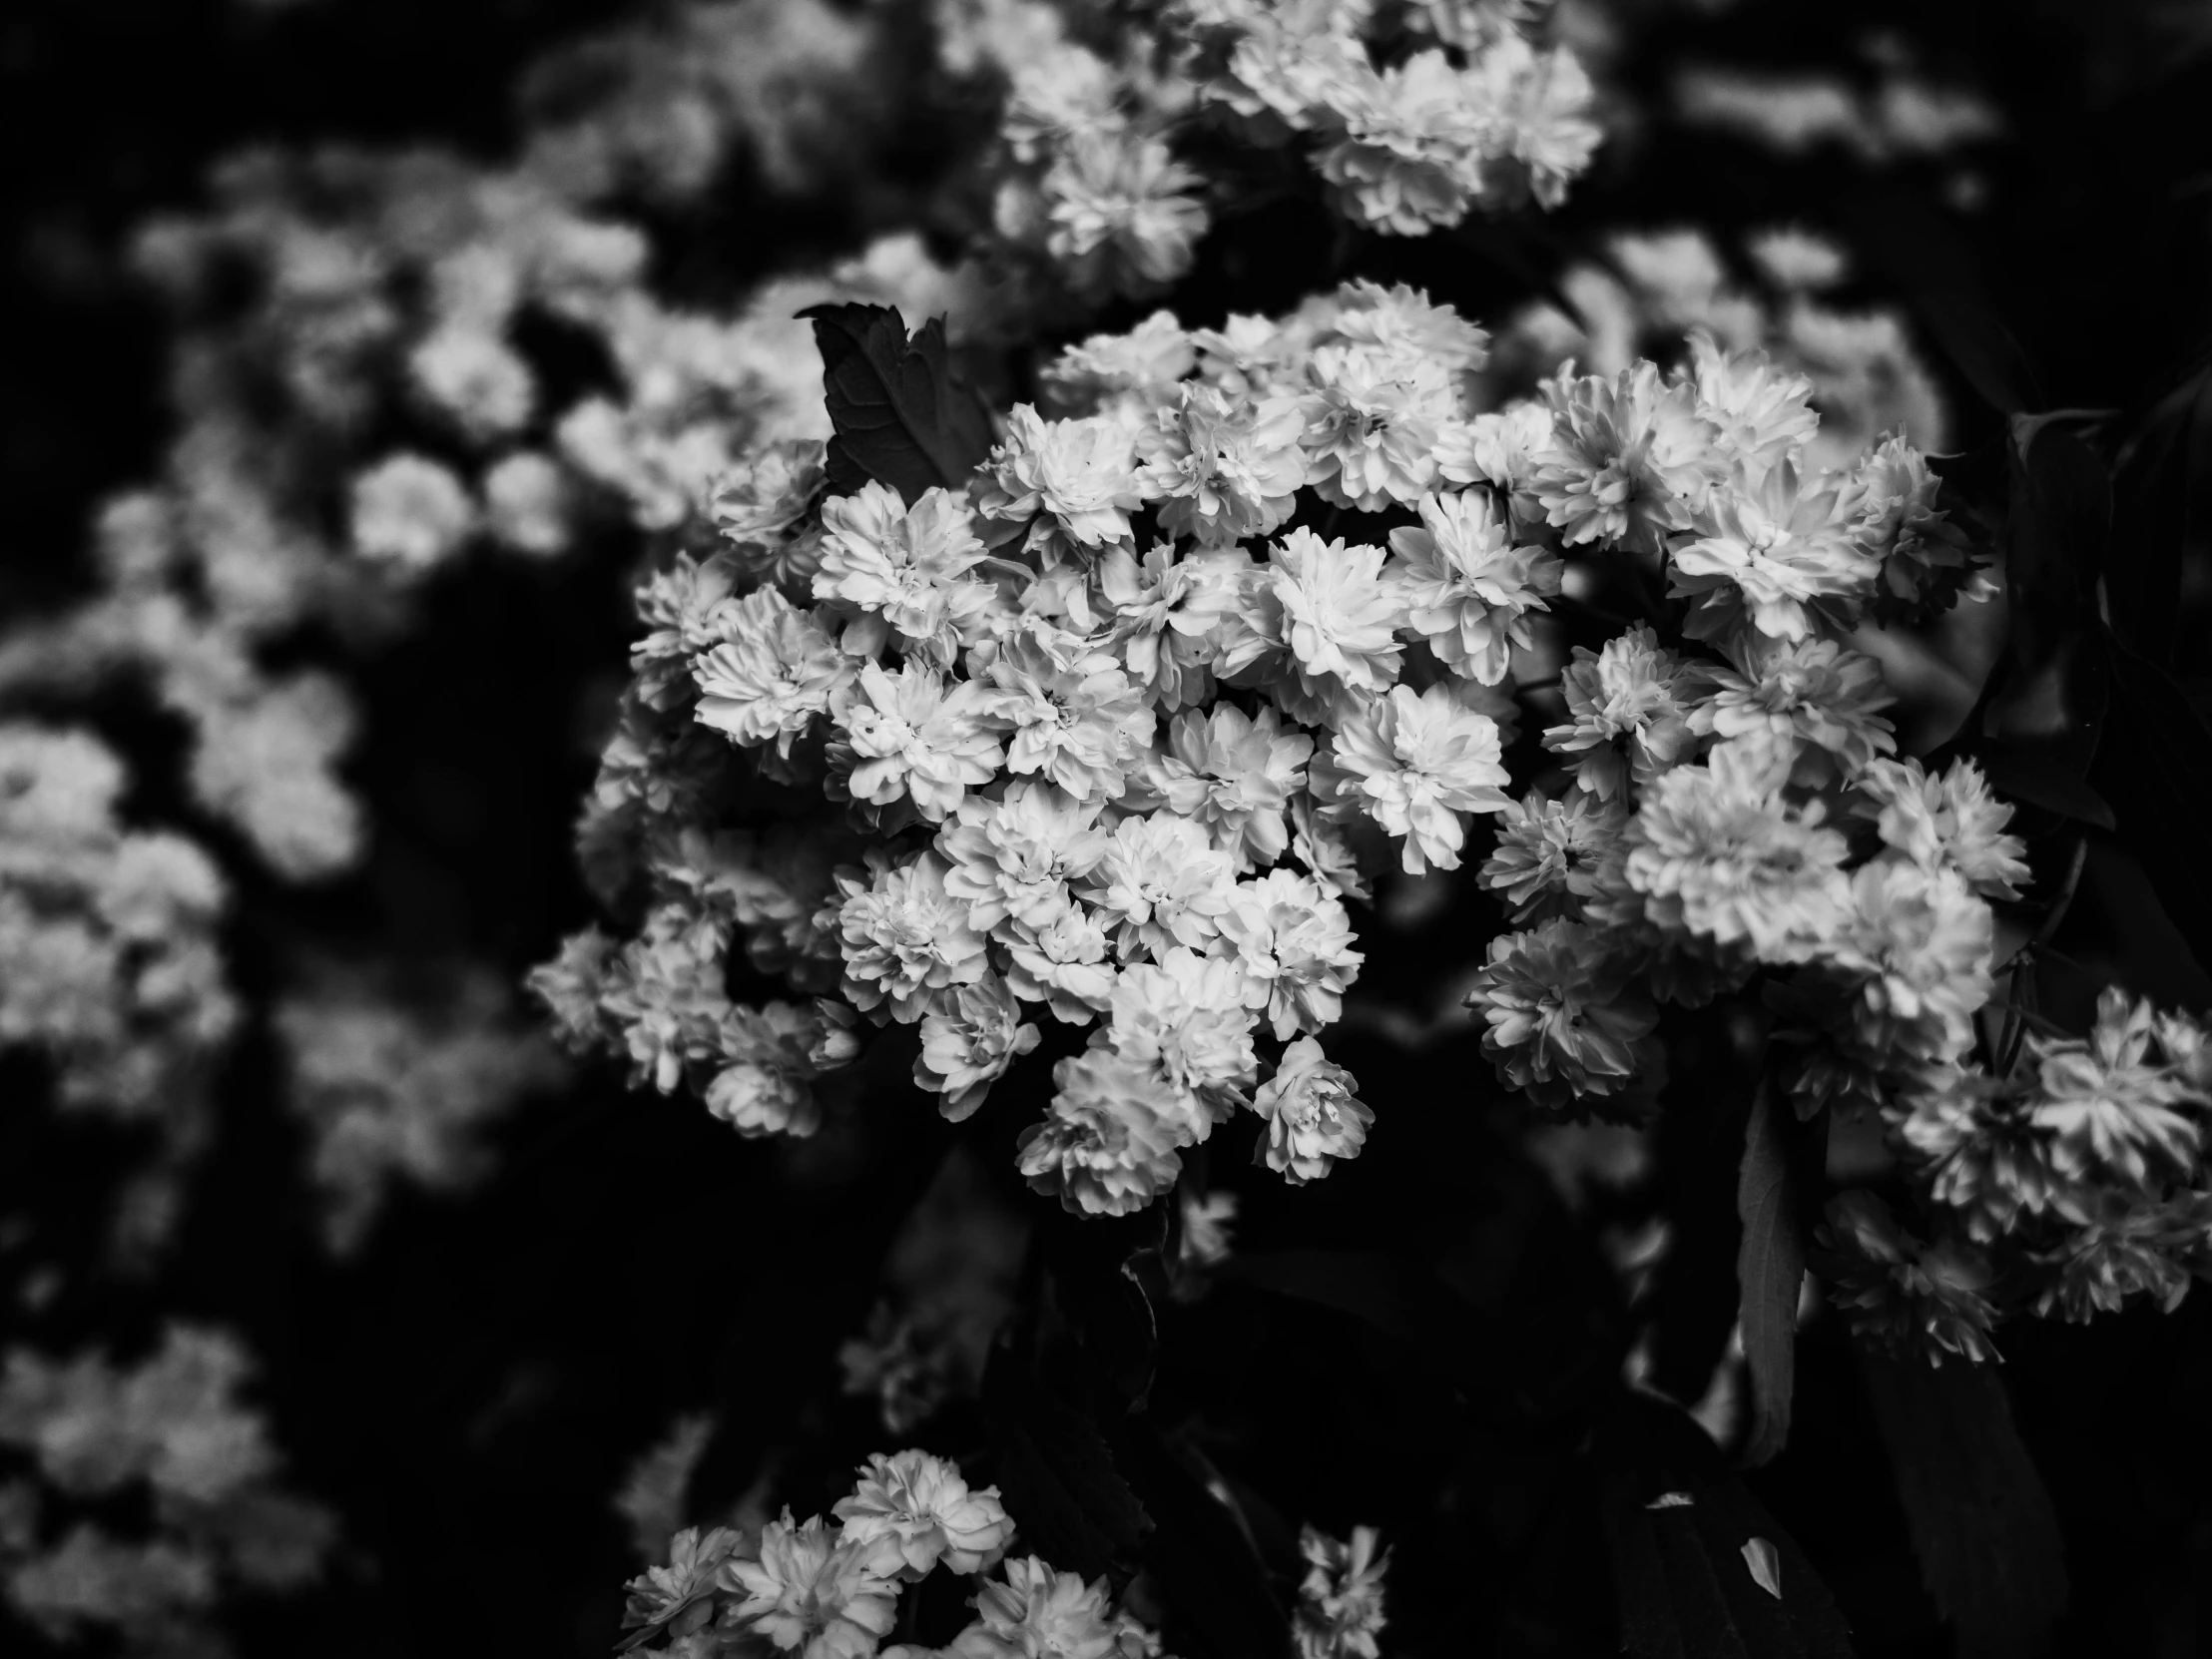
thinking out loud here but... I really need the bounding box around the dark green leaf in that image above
[1858,1349,2068,1658]
[1917,295,2041,416]
[1599,1392,1857,1659]
[2090,636,2212,990]
[1109,1421,1291,1659]
[1735,1085,1806,1469]
[801,302,993,505]
[981,1350,1152,1582]
[1216,1250,1431,1346]
[1973,738,2117,830]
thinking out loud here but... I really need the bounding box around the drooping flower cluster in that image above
[617,1448,1066,1659]
[1293,1524,1390,1659]
[0,1327,335,1654]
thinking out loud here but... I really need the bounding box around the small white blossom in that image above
[1252,1037,1373,1184]
[834,1450,1015,1580]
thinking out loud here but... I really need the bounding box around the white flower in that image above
[1216,868,1364,1040]
[977,406,1144,559]
[1218,528,1404,728]
[955,1557,1123,1659]
[1624,740,1852,965]
[1324,683,1510,873]
[1017,1052,1198,1216]
[1857,757,2029,900]
[1140,703,1314,870]
[1252,1037,1373,1184]
[815,482,994,663]
[1296,342,1458,511]
[937,781,1110,934]
[834,1450,1015,1579]
[1465,918,1658,1110]
[837,854,990,1023]
[1315,51,1488,236]
[831,661,1007,824]
[915,975,1041,1121]
[723,1511,901,1659]
[1476,36,1601,211]
[1685,330,1818,477]
[483,451,573,556]
[979,635,1155,804]
[1039,131,1209,300]
[349,453,476,570]
[1134,383,1309,546]
[1101,947,1259,1118]
[1691,634,1896,782]
[1386,489,1561,685]
[1079,812,1237,958]
[1294,1524,1390,1659]
[1830,857,1993,1068]
[1530,362,1720,554]
[1094,543,1249,710]
[1670,461,1878,645]
[1002,894,1120,1023]
[693,588,848,756]
[1541,625,1698,801]
[2028,988,2200,1188]
[1041,311,1196,420]
[1479,788,1628,922]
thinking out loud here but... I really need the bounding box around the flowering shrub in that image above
[12,1,2212,1657]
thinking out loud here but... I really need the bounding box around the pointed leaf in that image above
[981,1350,1152,1582]
[1858,1349,2068,1657]
[1600,1392,1858,1659]
[801,302,993,505]
[1973,739,2116,830]
[1735,1084,1807,1468]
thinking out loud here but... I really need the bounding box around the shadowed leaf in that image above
[801,302,993,504]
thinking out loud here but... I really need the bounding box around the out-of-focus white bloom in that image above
[409,323,534,436]
[1387,489,1561,684]
[1857,758,2029,901]
[348,453,476,570]
[1829,858,1993,1069]
[2028,988,2200,1188]
[1316,51,1487,236]
[1624,740,1852,966]
[1294,1524,1389,1659]
[1324,682,1511,873]
[723,1511,901,1659]
[1252,1037,1373,1183]
[1034,130,1209,301]
[1042,311,1196,419]
[834,1450,1014,1580]
[482,451,573,556]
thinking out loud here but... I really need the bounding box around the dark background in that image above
[5,3,2212,1656]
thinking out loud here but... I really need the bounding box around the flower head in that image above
[1252,1038,1373,1184]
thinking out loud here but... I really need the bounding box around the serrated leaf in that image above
[801,302,993,505]
[1735,1085,1806,1469]
[1858,1349,2068,1657]
[1599,1393,1857,1659]
[981,1350,1152,1582]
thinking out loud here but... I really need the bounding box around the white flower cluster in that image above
[620,1448,1150,1659]
[972,0,1599,314]
[1820,985,2212,1361]
[1176,0,1601,232]
[275,967,570,1253]
[541,269,1991,1218]
[0,1327,334,1652]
